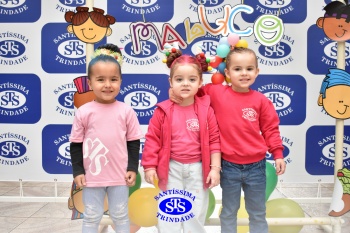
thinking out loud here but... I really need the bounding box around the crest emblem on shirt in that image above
[242,108,257,121]
[186,119,200,131]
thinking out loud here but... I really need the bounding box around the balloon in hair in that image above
[211,73,225,84]
[209,55,223,68]
[216,44,230,58]
[227,33,240,46]
[218,62,226,75]
[235,39,249,48]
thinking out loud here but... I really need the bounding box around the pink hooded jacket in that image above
[141,95,221,191]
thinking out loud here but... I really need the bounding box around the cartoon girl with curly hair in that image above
[65,7,116,44]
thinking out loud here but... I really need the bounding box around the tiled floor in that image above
[0,181,349,233]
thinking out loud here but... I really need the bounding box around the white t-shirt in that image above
[70,101,143,187]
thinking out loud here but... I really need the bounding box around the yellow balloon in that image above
[225,76,231,83]
[235,39,248,48]
[218,197,250,233]
[128,187,159,227]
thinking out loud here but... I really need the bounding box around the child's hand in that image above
[206,169,220,189]
[125,171,137,187]
[145,169,158,185]
[275,158,286,175]
[74,174,86,189]
[169,88,183,103]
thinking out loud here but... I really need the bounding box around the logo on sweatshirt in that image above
[155,188,195,222]
[42,124,73,174]
[242,108,257,121]
[0,132,30,166]
[0,0,41,22]
[306,126,350,175]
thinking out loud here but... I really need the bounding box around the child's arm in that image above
[127,139,140,174]
[274,158,286,175]
[206,152,221,188]
[125,171,137,187]
[70,142,86,188]
[144,169,158,185]
[126,139,140,187]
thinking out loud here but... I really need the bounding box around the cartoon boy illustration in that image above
[317,0,350,41]
[65,7,116,44]
[318,68,350,119]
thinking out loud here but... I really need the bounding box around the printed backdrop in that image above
[1,0,349,183]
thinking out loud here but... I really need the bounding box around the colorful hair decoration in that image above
[92,48,123,67]
[161,42,213,73]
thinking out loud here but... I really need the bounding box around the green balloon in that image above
[266,198,305,233]
[206,189,215,220]
[129,172,142,196]
[266,162,278,201]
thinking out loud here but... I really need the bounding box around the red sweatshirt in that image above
[199,84,283,164]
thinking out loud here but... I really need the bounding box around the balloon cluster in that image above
[209,34,248,84]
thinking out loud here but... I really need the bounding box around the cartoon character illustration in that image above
[65,7,116,44]
[317,0,350,41]
[318,68,350,119]
[329,168,350,216]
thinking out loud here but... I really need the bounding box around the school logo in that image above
[0,132,30,166]
[155,189,196,222]
[242,108,257,121]
[56,0,86,13]
[0,74,41,123]
[108,0,174,22]
[255,33,294,67]
[0,31,29,65]
[42,124,73,174]
[188,0,224,14]
[305,126,350,175]
[121,33,161,67]
[307,24,350,75]
[266,136,293,166]
[251,75,306,125]
[41,23,106,73]
[241,0,306,24]
[116,74,169,125]
[54,82,75,117]
[0,0,40,22]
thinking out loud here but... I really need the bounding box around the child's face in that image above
[169,64,202,106]
[225,52,259,93]
[88,61,121,104]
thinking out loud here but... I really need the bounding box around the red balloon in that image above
[209,56,223,68]
[211,73,225,84]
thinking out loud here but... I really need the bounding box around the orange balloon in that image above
[128,187,159,227]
